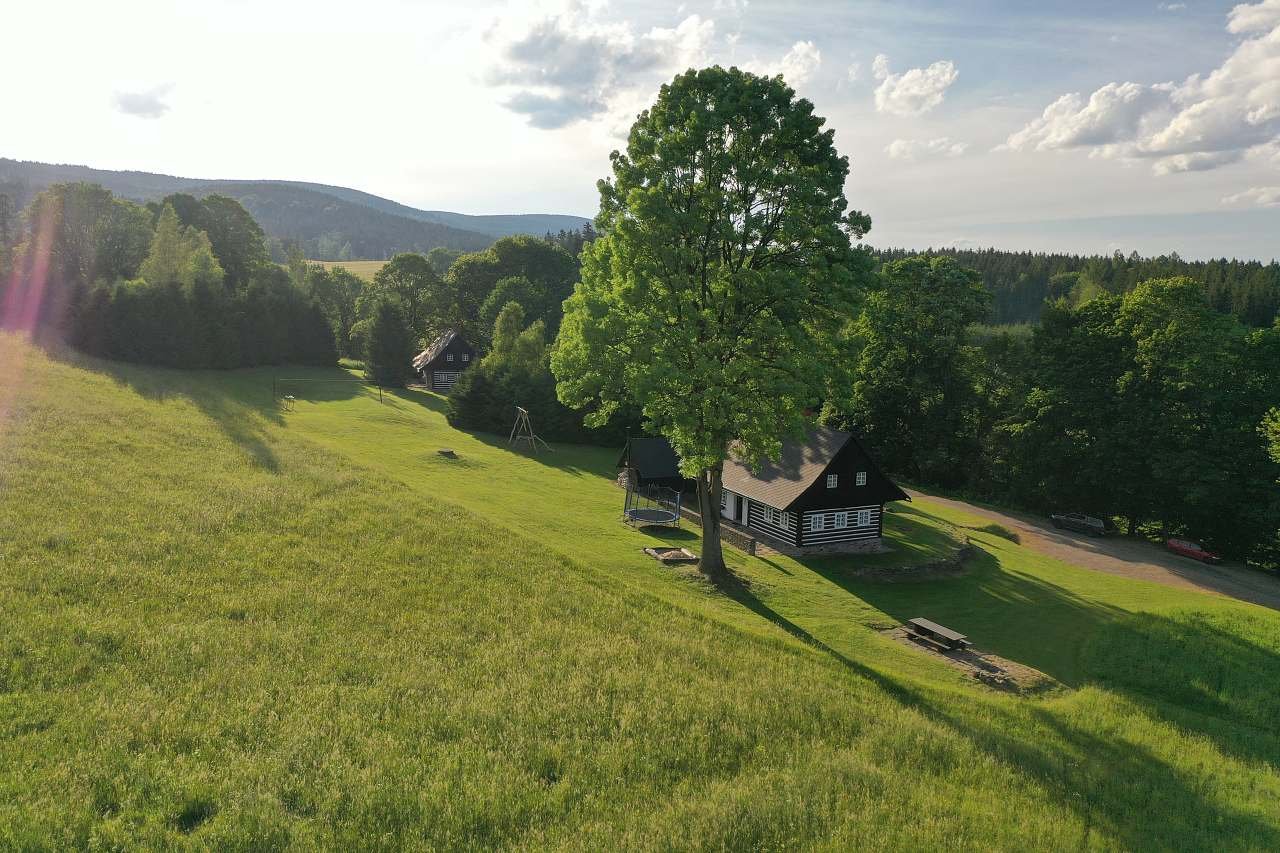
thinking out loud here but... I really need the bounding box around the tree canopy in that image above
[830,255,991,484]
[552,66,873,575]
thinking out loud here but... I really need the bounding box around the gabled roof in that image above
[618,436,682,482]
[413,329,462,371]
[722,426,851,511]
[722,426,908,511]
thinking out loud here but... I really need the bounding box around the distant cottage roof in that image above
[722,426,908,511]
[413,330,462,371]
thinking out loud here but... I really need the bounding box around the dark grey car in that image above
[1049,512,1115,536]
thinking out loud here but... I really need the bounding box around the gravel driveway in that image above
[907,489,1280,612]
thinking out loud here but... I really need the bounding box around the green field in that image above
[309,260,386,281]
[1,336,1278,849]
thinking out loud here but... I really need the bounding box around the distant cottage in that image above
[721,427,908,554]
[413,330,476,393]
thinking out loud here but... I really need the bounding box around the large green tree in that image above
[832,255,990,484]
[361,252,444,347]
[448,235,579,342]
[306,265,365,357]
[156,193,268,289]
[552,66,872,576]
[21,183,152,287]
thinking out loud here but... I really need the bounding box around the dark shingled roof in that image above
[413,330,459,371]
[618,436,682,483]
[722,426,895,511]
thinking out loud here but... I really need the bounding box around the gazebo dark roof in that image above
[618,436,682,484]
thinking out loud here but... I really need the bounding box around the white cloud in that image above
[112,84,172,119]
[1001,0,1280,174]
[1227,0,1280,33]
[1001,82,1170,151]
[872,54,958,116]
[1158,3,1187,11]
[484,3,714,129]
[774,40,821,86]
[1222,185,1280,206]
[846,61,861,83]
[885,137,969,160]
[744,40,821,86]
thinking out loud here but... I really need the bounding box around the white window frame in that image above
[446,353,455,362]
[764,506,789,530]
[826,474,838,489]
[834,511,849,529]
[462,353,470,362]
[856,509,872,527]
[811,513,826,532]
[856,471,867,486]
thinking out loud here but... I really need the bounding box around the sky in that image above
[3,0,1279,260]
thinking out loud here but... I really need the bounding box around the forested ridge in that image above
[874,246,1280,327]
[0,158,588,262]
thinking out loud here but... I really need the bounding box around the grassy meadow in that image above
[1,336,1278,849]
[309,260,386,281]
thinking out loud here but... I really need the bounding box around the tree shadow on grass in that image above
[1078,608,1280,770]
[710,569,922,708]
[931,695,1280,850]
[61,350,367,473]
[714,557,1280,847]
[826,542,1280,770]
[637,525,698,542]
[818,548,1127,685]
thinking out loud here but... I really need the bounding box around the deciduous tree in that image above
[552,66,872,577]
[832,255,990,484]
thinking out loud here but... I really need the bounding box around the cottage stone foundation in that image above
[747,530,890,558]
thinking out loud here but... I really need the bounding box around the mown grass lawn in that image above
[1,337,1278,850]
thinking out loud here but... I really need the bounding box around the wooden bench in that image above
[907,617,972,652]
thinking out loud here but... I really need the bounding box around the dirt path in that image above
[906,489,1280,612]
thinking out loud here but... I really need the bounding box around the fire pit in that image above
[643,547,699,564]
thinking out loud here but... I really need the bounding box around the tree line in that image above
[548,66,1280,575]
[0,182,336,369]
[822,256,1280,566]
[326,226,622,442]
[873,246,1280,328]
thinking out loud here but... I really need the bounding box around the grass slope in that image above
[1,339,1278,849]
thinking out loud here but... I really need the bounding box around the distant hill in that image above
[272,180,589,239]
[0,158,591,260]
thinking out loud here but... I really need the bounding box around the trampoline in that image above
[621,477,682,528]
[625,507,679,524]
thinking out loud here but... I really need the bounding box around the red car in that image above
[1165,538,1222,564]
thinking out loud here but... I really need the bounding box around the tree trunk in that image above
[697,464,727,577]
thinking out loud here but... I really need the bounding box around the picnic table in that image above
[907,617,972,652]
